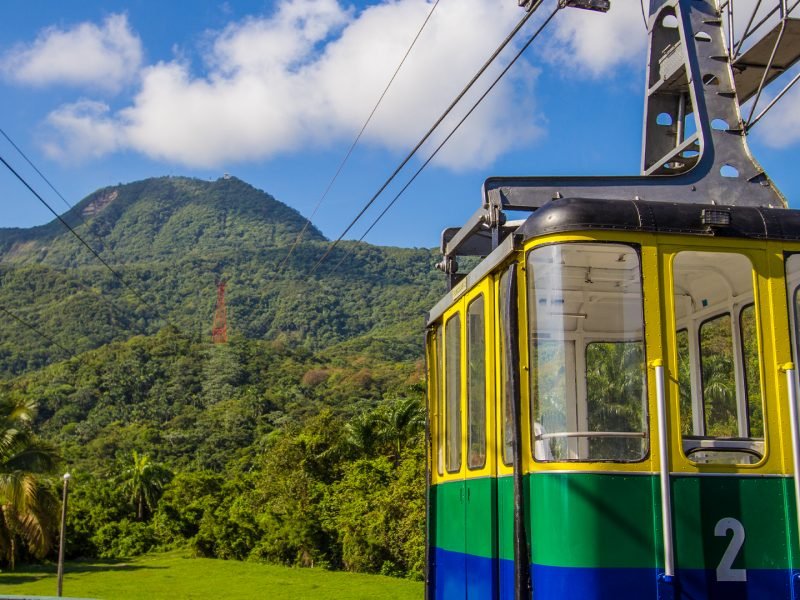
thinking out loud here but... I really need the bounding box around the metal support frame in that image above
[438,0,800,286]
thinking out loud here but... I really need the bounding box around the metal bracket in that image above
[559,0,611,12]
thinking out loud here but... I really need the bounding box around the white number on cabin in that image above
[714,517,746,582]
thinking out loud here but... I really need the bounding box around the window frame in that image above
[435,326,444,476]
[525,240,649,464]
[444,313,462,474]
[738,302,762,439]
[497,268,513,467]
[466,294,487,471]
[670,248,767,466]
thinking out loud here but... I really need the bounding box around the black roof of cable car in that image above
[517,197,800,242]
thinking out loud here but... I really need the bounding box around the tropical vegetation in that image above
[0,176,434,579]
[0,395,60,569]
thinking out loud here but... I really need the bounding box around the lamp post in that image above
[57,472,70,597]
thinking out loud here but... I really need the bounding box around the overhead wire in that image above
[328,4,562,274]
[0,153,186,337]
[0,126,149,341]
[309,1,544,275]
[640,0,648,31]
[276,0,442,275]
[0,126,126,266]
[0,127,74,214]
[0,305,75,359]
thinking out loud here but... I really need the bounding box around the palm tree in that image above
[585,342,645,459]
[120,451,171,521]
[343,411,381,457]
[0,396,60,569]
[375,397,425,464]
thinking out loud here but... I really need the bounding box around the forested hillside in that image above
[0,176,440,578]
[0,176,443,376]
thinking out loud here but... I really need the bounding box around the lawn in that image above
[0,551,423,599]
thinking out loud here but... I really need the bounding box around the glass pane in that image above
[436,327,444,476]
[528,243,646,462]
[445,315,461,472]
[531,340,570,461]
[585,341,645,460]
[674,251,763,464]
[740,305,762,438]
[467,296,486,469]
[700,314,737,437]
[676,329,692,436]
[498,269,513,466]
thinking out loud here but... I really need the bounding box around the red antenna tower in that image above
[211,280,228,344]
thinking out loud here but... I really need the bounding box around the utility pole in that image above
[57,472,70,597]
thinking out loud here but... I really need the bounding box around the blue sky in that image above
[0,0,798,249]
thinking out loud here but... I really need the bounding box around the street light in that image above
[57,472,70,597]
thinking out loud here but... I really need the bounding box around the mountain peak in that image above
[1,175,326,265]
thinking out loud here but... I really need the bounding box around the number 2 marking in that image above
[714,517,747,582]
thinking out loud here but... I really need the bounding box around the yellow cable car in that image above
[425,1,800,598]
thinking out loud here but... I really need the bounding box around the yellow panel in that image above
[463,277,496,480]
[437,301,463,485]
[429,231,800,481]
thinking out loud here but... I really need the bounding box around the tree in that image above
[375,396,424,464]
[0,396,60,569]
[119,451,172,521]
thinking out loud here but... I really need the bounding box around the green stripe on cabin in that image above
[671,474,799,570]
[432,472,798,570]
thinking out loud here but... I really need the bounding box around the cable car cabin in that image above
[425,198,800,599]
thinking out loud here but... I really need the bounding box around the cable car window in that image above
[740,304,762,438]
[673,251,763,464]
[445,314,461,473]
[435,326,444,476]
[467,296,487,470]
[585,341,645,460]
[498,269,513,466]
[700,314,737,437]
[676,329,692,436]
[531,340,572,460]
[528,243,647,462]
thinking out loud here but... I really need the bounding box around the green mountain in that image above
[0,176,443,376]
[0,176,435,576]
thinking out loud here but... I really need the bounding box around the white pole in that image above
[784,366,800,554]
[57,472,70,597]
[654,362,675,577]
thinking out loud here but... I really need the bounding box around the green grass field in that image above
[0,551,423,599]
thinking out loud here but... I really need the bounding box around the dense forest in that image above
[0,176,440,578]
[0,176,443,376]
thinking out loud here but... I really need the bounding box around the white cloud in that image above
[548,2,648,77]
[40,0,647,169]
[42,101,124,161]
[1,14,142,92]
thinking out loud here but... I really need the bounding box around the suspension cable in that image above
[277,0,442,275]
[327,4,561,274]
[0,305,75,359]
[0,153,183,335]
[0,126,126,266]
[309,1,545,275]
